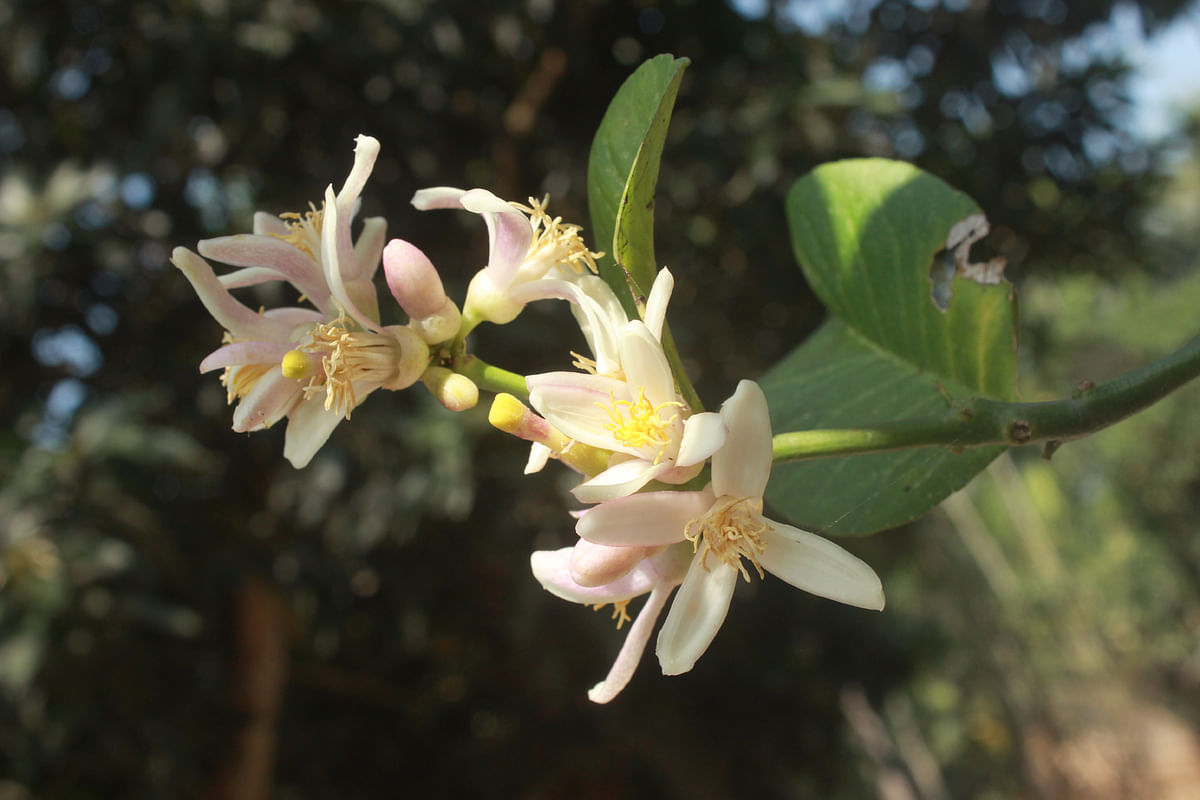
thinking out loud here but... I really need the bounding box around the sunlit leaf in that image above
[763,159,1018,536]
[587,54,688,315]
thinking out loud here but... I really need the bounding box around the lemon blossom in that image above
[530,542,691,704]
[525,306,726,501]
[173,135,428,468]
[411,187,602,325]
[576,380,885,676]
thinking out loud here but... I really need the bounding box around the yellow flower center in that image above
[599,387,682,461]
[516,196,603,276]
[685,496,769,583]
[272,203,324,258]
[289,313,410,419]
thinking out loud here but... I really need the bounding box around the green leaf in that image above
[587,54,688,314]
[762,159,1018,536]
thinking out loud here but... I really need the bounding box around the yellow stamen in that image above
[515,196,603,276]
[684,496,769,583]
[271,203,324,258]
[599,387,682,462]
[591,599,632,629]
[296,312,410,418]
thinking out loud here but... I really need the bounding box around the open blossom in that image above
[524,270,725,502]
[577,380,885,676]
[411,187,602,325]
[172,135,428,468]
[530,542,692,704]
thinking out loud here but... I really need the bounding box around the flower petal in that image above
[198,234,330,309]
[199,341,291,374]
[460,188,533,290]
[712,380,773,499]
[231,368,302,432]
[253,211,288,236]
[572,459,672,504]
[655,556,738,676]
[411,186,466,210]
[525,442,552,474]
[282,396,345,468]
[171,247,294,341]
[588,583,672,704]
[335,134,380,218]
[577,488,714,547]
[759,521,885,611]
[530,548,658,604]
[527,372,631,446]
[618,321,676,409]
[320,186,379,332]
[570,539,648,587]
[642,268,674,342]
[675,412,726,468]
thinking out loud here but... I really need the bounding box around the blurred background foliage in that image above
[3,0,1200,796]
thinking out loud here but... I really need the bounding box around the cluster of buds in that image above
[174,134,885,703]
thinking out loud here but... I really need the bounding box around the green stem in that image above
[772,332,1200,464]
[454,354,529,399]
[661,322,704,413]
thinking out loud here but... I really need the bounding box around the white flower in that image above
[530,542,691,704]
[411,188,602,325]
[173,135,428,468]
[577,380,885,676]
[525,292,726,501]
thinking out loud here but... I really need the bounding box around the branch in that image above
[773,332,1200,463]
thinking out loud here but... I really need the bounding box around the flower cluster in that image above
[174,134,884,704]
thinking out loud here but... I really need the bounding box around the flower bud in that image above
[383,239,448,320]
[410,298,462,345]
[421,366,479,412]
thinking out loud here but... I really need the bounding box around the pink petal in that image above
[351,216,387,281]
[569,539,649,587]
[335,135,380,218]
[171,247,293,341]
[411,186,466,210]
[199,341,291,374]
[460,188,533,290]
[576,488,714,547]
[253,211,288,236]
[231,368,303,433]
[588,583,673,704]
[320,186,379,332]
[198,234,330,309]
[529,548,658,604]
[383,239,447,320]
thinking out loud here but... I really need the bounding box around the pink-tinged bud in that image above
[569,539,649,588]
[410,298,461,344]
[383,239,447,320]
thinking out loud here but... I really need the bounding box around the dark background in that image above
[4,1,1200,797]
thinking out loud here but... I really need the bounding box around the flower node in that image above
[685,496,769,583]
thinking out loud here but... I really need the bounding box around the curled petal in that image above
[525,442,552,474]
[509,276,626,377]
[642,268,675,342]
[320,186,379,332]
[199,341,291,374]
[460,188,533,290]
[572,459,673,504]
[530,548,658,604]
[675,412,726,468]
[618,321,676,410]
[759,522,885,611]
[198,234,330,309]
[656,557,738,676]
[588,583,673,705]
[171,247,294,341]
[335,134,380,218]
[577,488,714,547]
[411,186,467,210]
[712,380,773,499]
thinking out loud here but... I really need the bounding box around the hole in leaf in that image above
[928,213,1007,312]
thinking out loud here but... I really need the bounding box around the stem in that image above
[454,353,529,399]
[660,322,704,413]
[773,332,1200,464]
